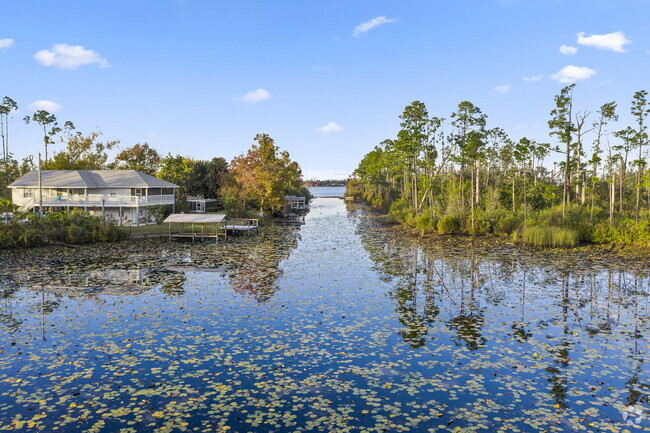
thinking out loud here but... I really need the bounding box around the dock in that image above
[163,214,258,243]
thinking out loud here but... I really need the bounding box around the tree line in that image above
[348,86,650,246]
[0,97,307,215]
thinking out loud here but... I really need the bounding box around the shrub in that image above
[0,210,127,249]
[438,215,461,235]
[592,219,650,246]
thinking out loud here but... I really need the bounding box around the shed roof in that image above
[163,213,227,223]
[187,196,219,203]
[8,170,179,189]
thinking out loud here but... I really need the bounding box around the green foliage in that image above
[0,198,17,213]
[145,204,172,224]
[521,226,578,248]
[438,215,461,235]
[42,131,118,170]
[185,157,228,200]
[0,210,127,248]
[110,142,161,174]
[592,218,650,246]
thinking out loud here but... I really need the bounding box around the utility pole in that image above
[38,152,43,216]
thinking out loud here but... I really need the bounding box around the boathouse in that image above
[164,213,259,243]
[285,195,308,211]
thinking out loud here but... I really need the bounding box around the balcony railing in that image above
[34,194,175,207]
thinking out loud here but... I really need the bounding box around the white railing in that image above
[31,194,175,208]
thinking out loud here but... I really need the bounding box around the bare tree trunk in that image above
[512,174,515,213]
[610,173,615,224]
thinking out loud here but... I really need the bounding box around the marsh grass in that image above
[521,226,578,248]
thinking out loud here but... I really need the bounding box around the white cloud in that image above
[317,122,343,134]
[352,16,396,38]
[29,100,62,113]
[559,44,578,55]
[236,88,271,103]
[523,74,544,82]
[550,65,596,83]
[494,85,511,94]
[577,31,631,53]
[34,43,109,69]
[0,39,15,49]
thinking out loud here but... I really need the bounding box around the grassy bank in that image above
[352,198,650,249]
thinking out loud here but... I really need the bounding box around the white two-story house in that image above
[8,170,179,225]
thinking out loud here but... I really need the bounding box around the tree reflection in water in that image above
[0,224,302,334]
[354,203,650,414]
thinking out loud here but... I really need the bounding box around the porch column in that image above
[84,188,88,212]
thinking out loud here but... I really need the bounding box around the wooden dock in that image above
[164,214,258,243]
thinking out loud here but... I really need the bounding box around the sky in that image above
[1,0,649,179]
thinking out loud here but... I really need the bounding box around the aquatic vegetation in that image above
[521,226,579,248]
[0,197,648,432]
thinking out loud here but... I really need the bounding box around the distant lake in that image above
[308,186,346,197]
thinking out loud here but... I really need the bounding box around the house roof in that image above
[186,196,219,203]
[164,213,227,223]
[8,170,179,189]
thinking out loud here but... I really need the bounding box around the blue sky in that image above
[1,0,649,179]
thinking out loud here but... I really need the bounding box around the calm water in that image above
[308,186,346,197]
[0,198,648,432]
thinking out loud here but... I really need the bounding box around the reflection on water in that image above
[354,201,650,423]
[0,198,648,432]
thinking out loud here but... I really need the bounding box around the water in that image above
[308,186,346,197]
[0,198,648,432]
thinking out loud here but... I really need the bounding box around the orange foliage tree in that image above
[225,133,304,213]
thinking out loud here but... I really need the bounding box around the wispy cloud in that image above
[317,122,342,134]
[0,38,15,50]
[352,16,396,38]
[523,74,544,82]
[559,44,578,55]
[29,100,62,113]
[236,88,271,103]
[494,85,511,94]
[34,43,109,69]
[577,31,631,53]
[551,65,596,83]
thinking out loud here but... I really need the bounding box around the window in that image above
[23,189,33,198]
[131,188,143,196]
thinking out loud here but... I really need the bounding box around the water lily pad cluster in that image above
[0,198,647,432]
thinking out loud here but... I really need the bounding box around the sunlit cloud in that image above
[236,88,271,103]
[550,65,596,83]
[577,31,631,52]
[559,44,578,55]
[317,122,343,134]
[352,16,396,38]
[0,39,15,50]
[29,100,63,113]
[495,85,511,94]
[34,43,109,69]
[523,74,544,82]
